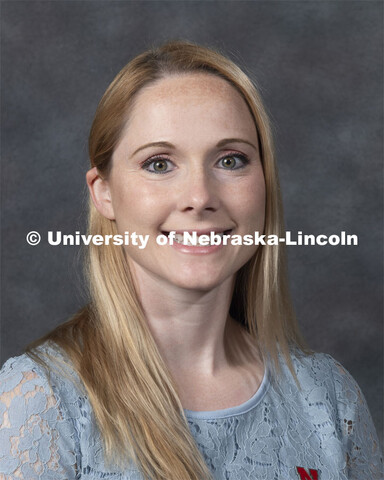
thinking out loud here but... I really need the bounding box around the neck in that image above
[131,265,239,378]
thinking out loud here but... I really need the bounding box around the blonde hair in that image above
[28,40,308,479]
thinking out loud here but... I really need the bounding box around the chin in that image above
[169,272,230,292]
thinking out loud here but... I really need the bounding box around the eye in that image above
[142,156,175,174]
[217,153,249,170]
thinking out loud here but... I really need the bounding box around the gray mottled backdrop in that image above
[1,1,383,442]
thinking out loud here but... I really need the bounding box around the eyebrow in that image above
[131,138,258,157]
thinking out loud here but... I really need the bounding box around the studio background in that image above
[1,1,382,443]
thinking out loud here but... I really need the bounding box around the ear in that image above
[86,167,115,220]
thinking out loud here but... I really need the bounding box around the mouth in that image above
[162,229,233,246]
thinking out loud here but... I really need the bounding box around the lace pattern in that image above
[0,358,78,479]
[0,346,382,479]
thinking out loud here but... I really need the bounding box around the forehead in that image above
[141,72,236,103]
[121,73,257,144]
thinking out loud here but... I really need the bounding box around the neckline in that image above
[183,365,270,420]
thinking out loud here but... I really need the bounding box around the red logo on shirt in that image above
[296,467,319,480]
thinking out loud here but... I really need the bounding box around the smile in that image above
[174,231,231,246]
[162,229,233,247]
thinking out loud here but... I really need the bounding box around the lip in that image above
[160,228,233,255]
[162,228,233,236]
[170,239,225,255]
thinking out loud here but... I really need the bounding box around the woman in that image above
[0,41,381,479]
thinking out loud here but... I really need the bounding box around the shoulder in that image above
[280,351,367,408]
[273,350,378,435]
[1,344,93,444]
[1,342,83,405]
[0,344,82,477]
[286,351,366,403]
[0,348,55,408]
[0,342,85,424]
[282,350,383,475]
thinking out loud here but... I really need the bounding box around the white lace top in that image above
[0,344,382,479]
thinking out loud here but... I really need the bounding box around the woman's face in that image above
[93,73,265,292]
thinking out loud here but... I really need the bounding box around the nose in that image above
[177,165,220,214]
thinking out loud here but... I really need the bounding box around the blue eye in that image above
[142,157,175,174]
[218,154,249,170]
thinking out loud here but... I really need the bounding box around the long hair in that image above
[28,40,308,479]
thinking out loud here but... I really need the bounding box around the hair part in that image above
[28,40,310,479]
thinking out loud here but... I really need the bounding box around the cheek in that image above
[111,179,170,231]
[233,174,266,227]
